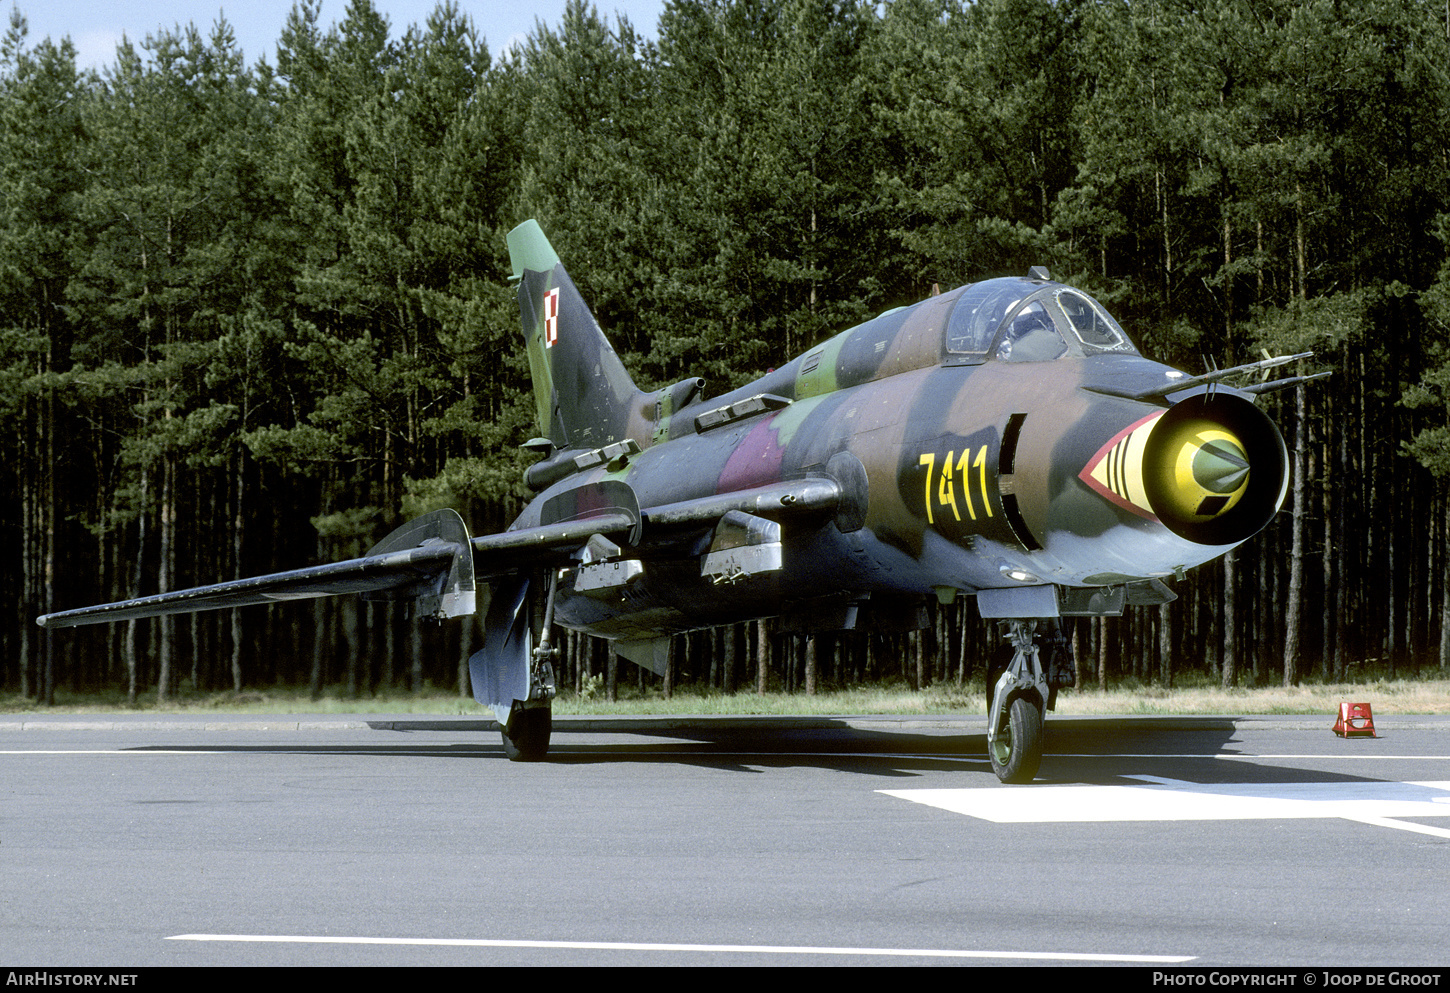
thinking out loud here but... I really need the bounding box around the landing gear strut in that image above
[986,619,1073,784]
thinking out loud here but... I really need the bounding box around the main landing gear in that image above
[501,574,559,762]
[985,619,1074,784]
[502,702,552,761]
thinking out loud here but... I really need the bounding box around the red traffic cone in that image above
[1333,702,1376,738]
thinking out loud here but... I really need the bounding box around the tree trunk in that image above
[232,447,245,692]
[1158,602,1172,688]
[1097,617,1108,690]
[1321,391,1335,680]
[1335,396,1350,680]
[42,369,56,706]
[1441,483,1450,669]
[1222,550,1236,688]
[125,465,149,707]
[1283,385,1306,686]
[606,641,618,703]
[309,600,327,701]
[410,620,423,693]
[756,620,769,695]
[19,434,34,700]
[156,457,175,704]
[344,600,360,699]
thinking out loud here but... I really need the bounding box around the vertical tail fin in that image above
[507,220,642,451]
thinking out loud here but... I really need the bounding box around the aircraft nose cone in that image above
[1163,424,1250,520]
[1192,438,1250,494]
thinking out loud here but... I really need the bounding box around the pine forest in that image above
[5,0,1450,704]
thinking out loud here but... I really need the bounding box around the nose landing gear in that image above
[986,619,1073,784]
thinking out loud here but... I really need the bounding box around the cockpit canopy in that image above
[752,273,1143,409]
[945,277,1137,363]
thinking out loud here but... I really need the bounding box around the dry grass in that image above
[1045,677,1450,716]
[3,667,1449,717]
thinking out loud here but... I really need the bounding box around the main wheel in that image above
[989,695,1043,784]
[502,705,551,761]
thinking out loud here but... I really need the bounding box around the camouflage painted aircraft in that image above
[39,220,1323,782]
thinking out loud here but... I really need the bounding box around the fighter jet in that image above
[39,220,1321,782]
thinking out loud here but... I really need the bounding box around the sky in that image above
[7,0,669,73]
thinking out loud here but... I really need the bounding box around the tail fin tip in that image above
[508,219,561,281]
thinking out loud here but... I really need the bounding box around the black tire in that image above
[989,694,1043,784]
[501,705,551,761]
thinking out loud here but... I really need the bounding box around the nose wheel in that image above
[986,619,1065,784]
[989,694,1043,783]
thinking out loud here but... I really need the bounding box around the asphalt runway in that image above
[2,713,1449,968]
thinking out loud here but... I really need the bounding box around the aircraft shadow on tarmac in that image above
[120,715,1400,787]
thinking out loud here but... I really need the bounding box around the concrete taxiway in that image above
[2,713,1448,967]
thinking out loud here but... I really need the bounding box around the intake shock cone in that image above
[1141,393,1286,546]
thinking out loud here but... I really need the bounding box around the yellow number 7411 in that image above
[919,446,993,526]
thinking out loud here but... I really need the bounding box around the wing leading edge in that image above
[36,509,482,630]
[36,477,841,630]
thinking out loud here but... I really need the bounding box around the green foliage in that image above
[311,505,384,553]
[1246,293,1369,357]
[4,0,1450,697]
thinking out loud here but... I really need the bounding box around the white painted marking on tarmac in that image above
[165,933,1193,963]
[0,748,500,756]
[882,780,1450,839]
[0,750,226,755]
[1065,754,1450,761]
